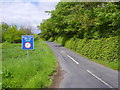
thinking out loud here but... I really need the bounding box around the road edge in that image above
[49,62,64,88]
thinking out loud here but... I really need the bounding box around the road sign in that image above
[22,35,34,50]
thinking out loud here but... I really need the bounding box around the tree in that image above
[1,22,34,43]
[1,22,9,42]
[38,2,120,41]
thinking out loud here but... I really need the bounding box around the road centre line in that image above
[86,70,113,88]
[67,55,79,64]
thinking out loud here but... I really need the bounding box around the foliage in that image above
[55,36,119,70]
[65,36,119,70]
[38,2,120,70]
[1,22,33,43]
[54,37,63,45]
[2,40,57,88]
[34,34,40,41]
[38,2,120,40]
[0,44,2,89]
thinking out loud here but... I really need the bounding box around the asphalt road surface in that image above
[46,41,118,89]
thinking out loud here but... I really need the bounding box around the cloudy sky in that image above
[0,0,60,34]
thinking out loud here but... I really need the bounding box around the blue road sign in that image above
[22,35,34,50]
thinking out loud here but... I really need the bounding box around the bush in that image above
[54,37,63,45]
[66,37,119,63]
[65,36,119,65]
[34,34,40,41]
[48,37,55,42]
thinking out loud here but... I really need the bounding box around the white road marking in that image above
[86,70,113,88]
[67,55,79,64]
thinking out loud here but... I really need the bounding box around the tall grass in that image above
[0,44,2,89]
[2,39,57,88]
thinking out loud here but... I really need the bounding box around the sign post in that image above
[22,35,34,60]
[27,50,29,60]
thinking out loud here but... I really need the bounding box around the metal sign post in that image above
[27,50,29,60]
[22,35,34,60]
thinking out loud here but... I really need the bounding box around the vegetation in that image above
[2,39,57,88]
[0,44,2,89]
[38,2,120,41]
[1,22,57,88]
[55,36,119,70]
[1,22,33,43]
[38,2,120,70]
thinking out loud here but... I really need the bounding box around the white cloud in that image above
[0,1,59,34]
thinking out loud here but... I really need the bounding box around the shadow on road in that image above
[54,45,62,47]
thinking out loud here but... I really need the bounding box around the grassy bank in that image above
[0,44,2,89]
[2,39,57,88]
[54,36,119,70]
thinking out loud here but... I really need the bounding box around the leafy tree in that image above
[1,22,34,43]
[38,2,120,41]
[1,22,9,42]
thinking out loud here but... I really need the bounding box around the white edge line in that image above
[86,70,113,88]
[67,55,79,64]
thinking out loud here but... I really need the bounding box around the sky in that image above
[0,0,60,34]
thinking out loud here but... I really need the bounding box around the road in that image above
[46,41,118,89]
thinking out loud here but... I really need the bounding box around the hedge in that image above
[65,36,119,63]
[49,36,119,70]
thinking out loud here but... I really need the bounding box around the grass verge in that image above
[2,39,57,88]
[0,44,2,89]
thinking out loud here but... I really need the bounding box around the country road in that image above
[46,41,118,89]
